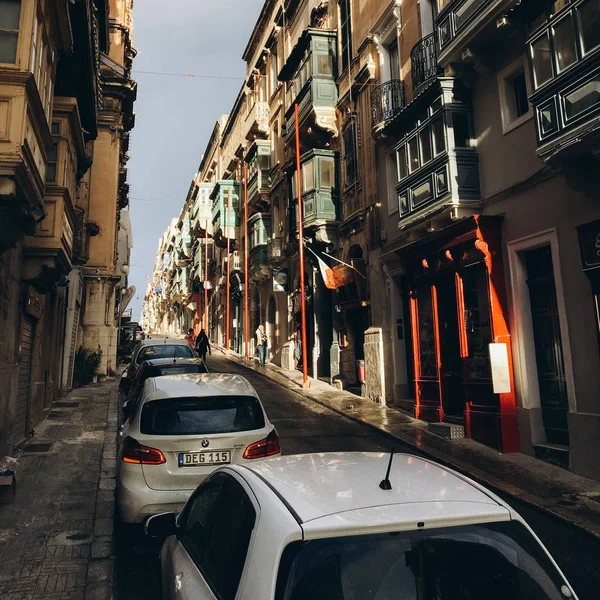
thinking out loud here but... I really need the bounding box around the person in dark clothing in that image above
[195,329,211,362]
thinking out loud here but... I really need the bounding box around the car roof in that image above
[145,373,258,399]
[141,357,206,367]
[137,337,190,348]
[240,452,509,529]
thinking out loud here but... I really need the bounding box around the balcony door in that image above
[389,39,401,81]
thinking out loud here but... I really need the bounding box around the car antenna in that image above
[379,449,395,490]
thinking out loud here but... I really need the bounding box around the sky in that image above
[127,0,265,320]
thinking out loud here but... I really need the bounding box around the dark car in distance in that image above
[121,357,209,419]
[120,338,196,394]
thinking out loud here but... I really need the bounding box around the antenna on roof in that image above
[379,449,395,491]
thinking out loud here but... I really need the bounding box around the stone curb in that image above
[85,384,118,600]
[215,347,600,542]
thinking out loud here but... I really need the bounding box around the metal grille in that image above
[371,80,406,126]
[410,33,440,91]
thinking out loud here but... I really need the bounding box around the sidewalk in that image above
[217,347,600,540]
[0,380,119,600]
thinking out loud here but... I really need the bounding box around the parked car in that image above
[117,373,280,524]
[146,452,578,600]
[122,358,209,418]
[119,338,196,394]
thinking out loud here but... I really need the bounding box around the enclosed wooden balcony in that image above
[435,0,517,67]
[245,141,271,212]
[383,78,481,233]
[289,149,338,242]
[527,0,600,166]
[279,28,338,147]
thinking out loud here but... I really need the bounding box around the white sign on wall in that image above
[489,343,511,394]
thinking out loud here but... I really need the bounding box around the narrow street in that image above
[114,354,600,600]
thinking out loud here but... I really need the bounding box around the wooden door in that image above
[16,315,35,443]
[526,246,569,446]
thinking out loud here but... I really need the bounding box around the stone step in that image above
[428,422,465,440]
[534,443,570,470]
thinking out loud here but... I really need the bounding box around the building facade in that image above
[0,0,135,455]
[143,0,600,481]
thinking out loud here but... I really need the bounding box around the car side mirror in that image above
[145,512,177,539]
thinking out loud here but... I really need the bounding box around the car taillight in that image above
[243,430,280,459]
[121,436,166,465]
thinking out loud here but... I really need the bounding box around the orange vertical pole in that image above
[204,221,208,332]
[225,198,230,352]
[295,103,309,388]
[244,162,249,361]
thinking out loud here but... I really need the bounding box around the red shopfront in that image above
[403,216,519,453]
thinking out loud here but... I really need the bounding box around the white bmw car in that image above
[146,452,578,600]
[116,373,280,523]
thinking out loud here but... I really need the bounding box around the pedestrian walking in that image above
[184,328,195,347]
[195,329,211,362]
[255,324,268,366]
[294,330,302,370]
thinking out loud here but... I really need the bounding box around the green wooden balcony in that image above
[279,28,338,145]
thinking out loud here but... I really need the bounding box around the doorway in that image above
[436,275,464,420]
[15,315,35,444]
[525,245,569,446]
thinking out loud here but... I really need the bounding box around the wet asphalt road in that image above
[115,353,600,600]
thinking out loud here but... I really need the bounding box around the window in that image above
[269,43,279,96]
[432,117,446,155]
[339,0,352,72]
[181,475,256,600]
[498,58,533,133]
[397,145,408,180]
[140,395,265,435]
[30,13,38,73]
[275,522,573,600]
[419,129,433,164]
[531,34,553,88]
[452,112,471,147]
[553,17,577,72]
[136,344,194,363]
[528,0,600,89]
[0,0,21,64]
[302,159,315,192]
[317,54,333,75]
[46,143,58,183]
[578,0,600,54]
[272,122,279,164]
[320,158,334,187]
[343,123,357,186]
[408,136,419,173]
[389,39,400,81]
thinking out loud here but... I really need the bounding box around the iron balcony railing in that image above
[371,80,406,126]
[410,33,441,91]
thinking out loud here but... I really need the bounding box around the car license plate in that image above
[178,451,231,467]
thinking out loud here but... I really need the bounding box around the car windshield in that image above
[155,364,207,376]
[136,345,193,363]
[140,396,265,435]
[276,522,571,600]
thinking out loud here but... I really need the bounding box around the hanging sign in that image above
[273,268,288,292]
[576,219,600,271]
[489,343,511,394]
